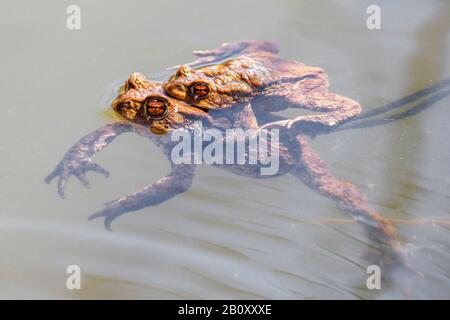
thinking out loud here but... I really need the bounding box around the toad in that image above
[46,72,410,274]
[163,40,362,135]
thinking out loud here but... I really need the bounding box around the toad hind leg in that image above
[261,91,362,135]
[261,75,361,135]
[291,136,409,271]
[89,164,196,230]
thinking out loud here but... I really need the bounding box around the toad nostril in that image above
[116,102,129,112]
[169,83,184,93]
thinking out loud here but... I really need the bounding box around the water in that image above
[1,0,449,299]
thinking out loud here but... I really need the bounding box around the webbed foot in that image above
[45,158,109,198]
[88,199,124,231]
[87,164,196,231]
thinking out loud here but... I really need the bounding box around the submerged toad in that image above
[164,40,361,134]
[46,70,410,275]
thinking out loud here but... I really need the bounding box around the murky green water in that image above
[1,0,449,299]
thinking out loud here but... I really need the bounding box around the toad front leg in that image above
[88,163,196,230]
[45,121,134,197]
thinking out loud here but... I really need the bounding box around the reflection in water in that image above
[381,2,450,297]
[385,2,450,215]
[336,78,450,131]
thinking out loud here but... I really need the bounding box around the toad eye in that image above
[143,97,169,119]
[190,82,210,99]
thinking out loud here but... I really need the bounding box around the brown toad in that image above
[46,71,411,276]
[163,40,361,134]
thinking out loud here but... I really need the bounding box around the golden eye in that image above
[144,97,169,119]
[190,82,210,99]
